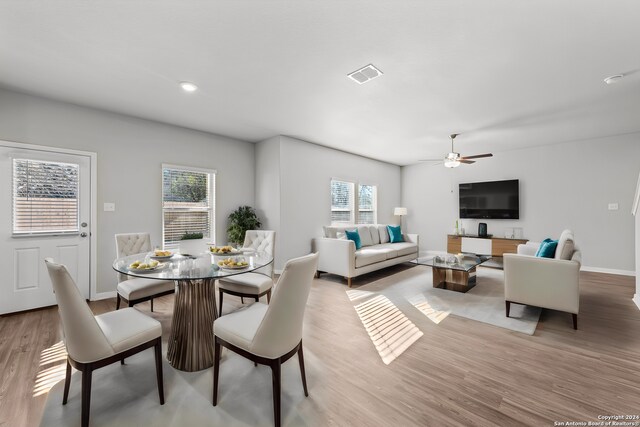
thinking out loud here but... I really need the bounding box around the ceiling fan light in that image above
[444,158,460,168]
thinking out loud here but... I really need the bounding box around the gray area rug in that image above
[40,348,326,427]
[348,265,541,336]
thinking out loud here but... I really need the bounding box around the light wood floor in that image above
[1,265,639,426]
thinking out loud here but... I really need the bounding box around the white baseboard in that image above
[92,291,116,301]
[633,294,640,311]
[580,266,636,276]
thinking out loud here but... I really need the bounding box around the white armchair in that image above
[504,230,582,329]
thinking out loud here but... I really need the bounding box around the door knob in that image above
[80,232,88,237]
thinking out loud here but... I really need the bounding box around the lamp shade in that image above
[394,207,407,216]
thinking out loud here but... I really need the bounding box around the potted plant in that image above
[227,206,261,246]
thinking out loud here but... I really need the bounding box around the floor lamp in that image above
[394,207,407,230]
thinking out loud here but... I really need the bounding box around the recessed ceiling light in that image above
[347,64,383,84]
[180,81,198,92]
[604,74,624,85]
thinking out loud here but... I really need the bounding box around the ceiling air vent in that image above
[347,64,383,84]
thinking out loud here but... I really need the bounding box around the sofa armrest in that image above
[517,242,540,256]
[504,253,580,314]
[312,238,355,277]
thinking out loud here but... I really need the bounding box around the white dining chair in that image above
[212,252,319,427]
[45,258,165,427]
[115,232,175,311]
[217,230,276,316]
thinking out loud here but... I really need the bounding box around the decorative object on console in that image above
[478,223,488,238]
[387,225,404,243]
[394,207,407,229]
[344,229,362,249]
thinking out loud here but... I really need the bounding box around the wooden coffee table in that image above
[415,253,492,293]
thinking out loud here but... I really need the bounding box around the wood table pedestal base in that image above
[432,266,477,293]
[167,278,217,372]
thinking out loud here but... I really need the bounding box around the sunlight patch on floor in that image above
[413,300,451,324]
[346,289,375,301]
[33,341,68,397]
[353,295,423,365]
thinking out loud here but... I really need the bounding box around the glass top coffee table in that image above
[414,253,492,293]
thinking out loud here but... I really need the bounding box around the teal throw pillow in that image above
[345,229,362,250]
[535,238,558,258]
[387,225,404,243]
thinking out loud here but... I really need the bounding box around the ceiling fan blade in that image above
[459,159,476,164]
[460,153,493,160]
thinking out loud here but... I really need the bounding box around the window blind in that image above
[162,167,215,246]
[331,179,355,224]
[13,159,79,234]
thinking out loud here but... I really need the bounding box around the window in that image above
[330,179,377,225]
[357,184,377,224]
[331,180,355,224]
[162,165,215,247]
[13,159,79,235]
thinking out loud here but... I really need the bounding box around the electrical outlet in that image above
[104,202,116,212]
[608,203,619,211]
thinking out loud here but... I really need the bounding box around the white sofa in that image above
[312,224,419,287]
[504,229,582,329]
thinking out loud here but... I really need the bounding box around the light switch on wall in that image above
[608,203,619,211]
[104,202,116,212]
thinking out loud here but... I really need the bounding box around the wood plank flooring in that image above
[1,266,639,426]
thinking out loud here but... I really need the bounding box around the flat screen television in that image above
[459,179,519,219]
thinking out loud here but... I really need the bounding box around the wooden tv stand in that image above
[447,234,528,256]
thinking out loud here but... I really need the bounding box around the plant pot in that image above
[179,238,207,256]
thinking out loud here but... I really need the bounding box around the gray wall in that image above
[0,88,255,294]
[255,136,402,270]
[254,136,282,266]
[402,133,640,272]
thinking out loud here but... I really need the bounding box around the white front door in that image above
[0,145,92,314]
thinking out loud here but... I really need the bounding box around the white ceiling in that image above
[0,1,638,165]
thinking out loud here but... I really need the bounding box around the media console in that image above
[447,234,528,256]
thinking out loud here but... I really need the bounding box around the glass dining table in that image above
[112,251,273,372]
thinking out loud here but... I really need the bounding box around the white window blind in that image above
[162,166,215,246]
[357,184,377,224]
[13,159,80,235]
[331,180,355,224]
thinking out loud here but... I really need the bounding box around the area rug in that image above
[348,265,541,336]
[40,348,327,427]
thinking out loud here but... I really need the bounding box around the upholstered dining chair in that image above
[45,258,165,427]
[217,230,276,316]
[213,252,319,427]
[115,232,175,311]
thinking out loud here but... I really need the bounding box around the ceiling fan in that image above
[420,134,493,168]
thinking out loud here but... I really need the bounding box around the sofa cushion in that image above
[357,225,374,247]
[378,225,390,244]
[355,248,387,268]
[373,243,399,259]
[387,225,404,243]
[390,242,418,257]
[345,229,362,250]
[555,230,575,260]
[368,225,381,245]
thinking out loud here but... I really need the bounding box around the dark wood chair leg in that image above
[150,298,154,312]
[505,300,511,317]
[62,358,71,405]
[121,359,125,365]
[241,296,244,304]
[254,296,259,302]
[297,343,309,397]
[154,338,165,404]
[81,368,92,427]
[129,300,134,307]
[572,313,578,330]
[271,359,282,427]
[267,290,271,304]
[218,290,224,317]
[213,340,221,406]
[116,294,121,310]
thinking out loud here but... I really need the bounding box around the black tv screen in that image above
[459,179,519,219]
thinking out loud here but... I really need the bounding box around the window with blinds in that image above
[12,159,80,235]
[357,184,377,224]
[331,180,355,224]
[162,165,215,247]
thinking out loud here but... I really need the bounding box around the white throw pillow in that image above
[369,225,381,245]
[378,225,390,244]
[358,225,374,247]
[555,229,575,260]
